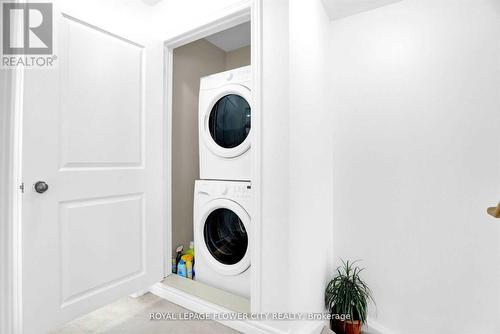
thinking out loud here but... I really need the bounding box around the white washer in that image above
[199,66,251,181]
[193,180,251,298]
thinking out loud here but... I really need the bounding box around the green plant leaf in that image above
[324,259,375,324]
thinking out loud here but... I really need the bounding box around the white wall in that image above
[225,46,251,70]
[259,0,291,314]
[329,0,500,333]
[288,0,334,315]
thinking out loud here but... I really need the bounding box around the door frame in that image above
[1,9,24,332]
[162,0,263,312]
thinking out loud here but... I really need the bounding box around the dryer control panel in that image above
[199,65,251,90]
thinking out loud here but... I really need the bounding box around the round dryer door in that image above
[198,199,250,276]
[202,84,251,158]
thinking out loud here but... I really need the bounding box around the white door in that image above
[20,2,164,333]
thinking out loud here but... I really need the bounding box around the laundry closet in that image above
[167,21,253,309]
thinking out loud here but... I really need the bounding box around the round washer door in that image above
[197,198,250,276]
[201,84,251,158]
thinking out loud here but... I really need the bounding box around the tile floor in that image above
[52,293,239,334]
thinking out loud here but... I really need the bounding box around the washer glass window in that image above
[208,94,251,149]
[203,208,248,265]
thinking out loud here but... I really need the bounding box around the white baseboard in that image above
[365,318,398,334]
[150,281,399,334]
[290,320,325,334]
[129,289,149,298]
[149,282,289,334]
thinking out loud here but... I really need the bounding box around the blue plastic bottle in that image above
[177,259,187,277]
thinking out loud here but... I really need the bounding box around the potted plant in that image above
[325,260,375,334]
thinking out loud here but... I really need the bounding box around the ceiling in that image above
[204,21,251,52]
[321,0,402,20]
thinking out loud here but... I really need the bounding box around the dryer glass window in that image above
[209,94,251,149]
[204,208,248,265]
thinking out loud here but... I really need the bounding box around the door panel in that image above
[21,3,163,333]
[60,194,144,307]
[60,15,144,169]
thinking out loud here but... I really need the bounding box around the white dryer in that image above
[193,180,251,298]
[198,66,251,181]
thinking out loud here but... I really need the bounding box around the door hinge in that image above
[19,182,24,193]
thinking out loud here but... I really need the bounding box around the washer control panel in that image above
[228,183,251,199]
[197,181,251,199]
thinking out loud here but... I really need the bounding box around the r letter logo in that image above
[3,2,52,54]
[1,2,56,68]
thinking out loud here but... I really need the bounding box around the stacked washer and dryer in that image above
[193,66,252,298]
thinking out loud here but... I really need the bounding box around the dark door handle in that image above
[34,181,49,194]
